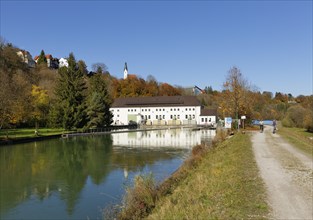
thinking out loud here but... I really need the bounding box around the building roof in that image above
[200,108,217,116]
[111,96,201,108]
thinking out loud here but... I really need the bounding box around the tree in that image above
[77,60,88,75]
[37,50,47,65]
[219,66,252,127]
[91,63,108,74]
[31,85,49,128]
[85,73,113,128]
[54,53,87,129]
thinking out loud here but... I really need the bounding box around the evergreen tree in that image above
[85,73,113,128]
[37,50,47,65]
[54,53,87,129]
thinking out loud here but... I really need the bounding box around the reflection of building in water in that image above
[112,129,216,149]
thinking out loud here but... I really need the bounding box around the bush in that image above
[118,173,157,220]
[282,105,313,131]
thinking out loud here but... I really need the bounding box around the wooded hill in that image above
[1,40,312,132]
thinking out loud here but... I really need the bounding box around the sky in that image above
[1,0,312,96]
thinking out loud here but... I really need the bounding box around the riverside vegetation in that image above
[116,129,269,219]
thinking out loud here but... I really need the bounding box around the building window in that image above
[156,115,158,119]
[156,109,158,111]
[170,115,173,119]
[163,115,165,119]
[177,115,180,119]
[170,108,172,111]
[205,118,207,122]
[193,108,195,111]
[117,109,119,112]
[185,108,188,111]
[128,109,130,112]
[148,115,151,119]
[185,115,188,119]
[201,118,204,122]
[193,115,195,119]
[163,109,165,111]
[117,115,119,117]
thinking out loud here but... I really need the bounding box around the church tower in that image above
[123,62,128,79]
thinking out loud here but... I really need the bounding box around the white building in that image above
[123,62,128,79]
[110,96,217,126]
[59,58,68,68]
[16,50,36,68]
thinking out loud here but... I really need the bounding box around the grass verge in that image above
[117,130,269,219]
[278,126,313,157]
[147,132,269,219]
[0,128,66,141]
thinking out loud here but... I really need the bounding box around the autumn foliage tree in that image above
[218,67,253,125]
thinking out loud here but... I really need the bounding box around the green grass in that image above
[0,128,67,140]
[147,133,269,219]
[278,126,313,157]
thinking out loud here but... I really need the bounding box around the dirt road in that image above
[251,126,313,219]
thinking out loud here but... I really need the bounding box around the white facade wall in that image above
[111,105,202,125]
[198,116,217,126]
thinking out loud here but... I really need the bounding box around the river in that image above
[0,128,215,219]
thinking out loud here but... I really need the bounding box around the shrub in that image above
[282,104,313,130]
[118,173,157,220]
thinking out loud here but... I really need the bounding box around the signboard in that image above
[225,117,232,129]
[241,116,246,120]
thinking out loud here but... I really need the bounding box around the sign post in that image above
[241,116,246,129]
[225,117,232,129]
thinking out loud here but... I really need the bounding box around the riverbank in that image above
[117,130,269,219]
[0,128,67,146]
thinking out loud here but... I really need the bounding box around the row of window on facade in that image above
[146,115,195,120]
[111,108,196,113]
[201,118,212,122]
[114,114,195,120]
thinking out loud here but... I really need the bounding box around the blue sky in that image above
[1,1,312,96]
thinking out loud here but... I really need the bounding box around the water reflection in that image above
[113,128,216,148]
[0,128,215,219]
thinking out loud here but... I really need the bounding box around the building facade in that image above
[16,50,36,68]
[110,96,217,126]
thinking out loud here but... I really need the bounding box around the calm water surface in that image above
[0,128,215,219]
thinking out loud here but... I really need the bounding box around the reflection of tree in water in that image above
[0,133,186,217]
[0,135,114,216]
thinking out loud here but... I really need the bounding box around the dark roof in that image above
[200,108,217,116]
[111,96,201,108]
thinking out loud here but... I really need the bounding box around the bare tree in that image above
[91,62,108,74]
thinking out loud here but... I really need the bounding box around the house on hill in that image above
[16,50,36,68]
[110,95,217,126]
[34,54,59,69]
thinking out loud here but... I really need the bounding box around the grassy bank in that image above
[278,126,313,157]
[0,128,66,141]
[118,131,269,219]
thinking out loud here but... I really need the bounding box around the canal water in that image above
[0,128,215,219]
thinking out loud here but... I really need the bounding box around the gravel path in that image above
[251,126,313,219]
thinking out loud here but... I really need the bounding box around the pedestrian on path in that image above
[259,120,264,133]
[272,119,277,134]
